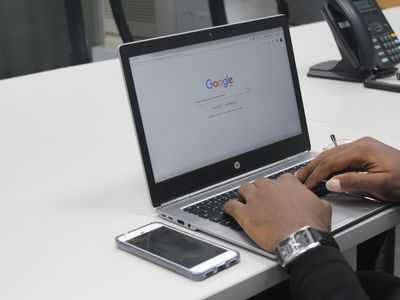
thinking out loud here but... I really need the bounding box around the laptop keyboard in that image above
[183,162,317,231]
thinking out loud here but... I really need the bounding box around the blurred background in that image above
[0,0,398,80]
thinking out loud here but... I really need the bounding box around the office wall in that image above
[0,0,101,79]
[0,1,70,78]
[226,0,277,22]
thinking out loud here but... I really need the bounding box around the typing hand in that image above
[297,137,400,202]
[224,174,331,252]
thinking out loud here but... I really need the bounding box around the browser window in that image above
[130,27,302,183]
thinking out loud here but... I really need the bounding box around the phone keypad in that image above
[372,32,400,66]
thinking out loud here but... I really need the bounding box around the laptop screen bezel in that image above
[119,15,310,207]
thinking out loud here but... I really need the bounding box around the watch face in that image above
[295,229,313,247]
[280,242,295,258]
[276,226,321,268]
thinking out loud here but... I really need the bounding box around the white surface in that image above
[0,60,280,300]
[1,7,400,300]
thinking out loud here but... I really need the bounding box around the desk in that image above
[1,7,400,300]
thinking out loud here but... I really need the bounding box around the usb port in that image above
[177,219,184,225]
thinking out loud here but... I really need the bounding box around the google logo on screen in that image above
[205,75,234,89]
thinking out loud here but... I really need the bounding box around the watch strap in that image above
[309,227,339,249]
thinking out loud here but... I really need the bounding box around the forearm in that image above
[288,246,369,300]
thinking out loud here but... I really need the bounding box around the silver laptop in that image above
[119,15,390,258]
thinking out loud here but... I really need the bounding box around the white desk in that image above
[1,7,400,300]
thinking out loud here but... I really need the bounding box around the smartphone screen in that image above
[125,226,226,268]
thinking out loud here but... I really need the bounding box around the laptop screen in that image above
[120,15,310,206]
[129,28,302,183]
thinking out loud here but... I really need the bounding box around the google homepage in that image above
[130,28,302,183]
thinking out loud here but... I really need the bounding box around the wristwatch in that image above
[275,226,339,269]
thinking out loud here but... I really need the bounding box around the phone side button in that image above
[205,270,214,278]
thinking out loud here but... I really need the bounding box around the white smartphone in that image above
[115,222,240,280]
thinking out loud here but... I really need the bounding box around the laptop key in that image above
[232,224,243,231]
[203,204,217,211]
[185,207,202,215]
[209,213,226,223]
[198,210,220,219]
[214,206,225,213]
[219,219,236,227]
[219,218,242,231]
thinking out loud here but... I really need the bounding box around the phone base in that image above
[308,60,368,82]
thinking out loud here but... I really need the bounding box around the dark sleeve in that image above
[287,246,369,300]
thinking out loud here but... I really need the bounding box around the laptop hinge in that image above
[160,150,311,208]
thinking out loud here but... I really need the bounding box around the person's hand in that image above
[297,137,400,202]
[224,174,332,252]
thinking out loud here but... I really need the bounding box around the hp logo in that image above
[234,161,241,169]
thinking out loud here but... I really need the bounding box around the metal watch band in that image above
[275,226,339,269]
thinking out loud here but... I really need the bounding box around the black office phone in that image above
[308,0,400,83]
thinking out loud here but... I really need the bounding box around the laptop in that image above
[119,15,390,258]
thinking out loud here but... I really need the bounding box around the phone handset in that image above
[308,0,399,84]
[321,0,376,70]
